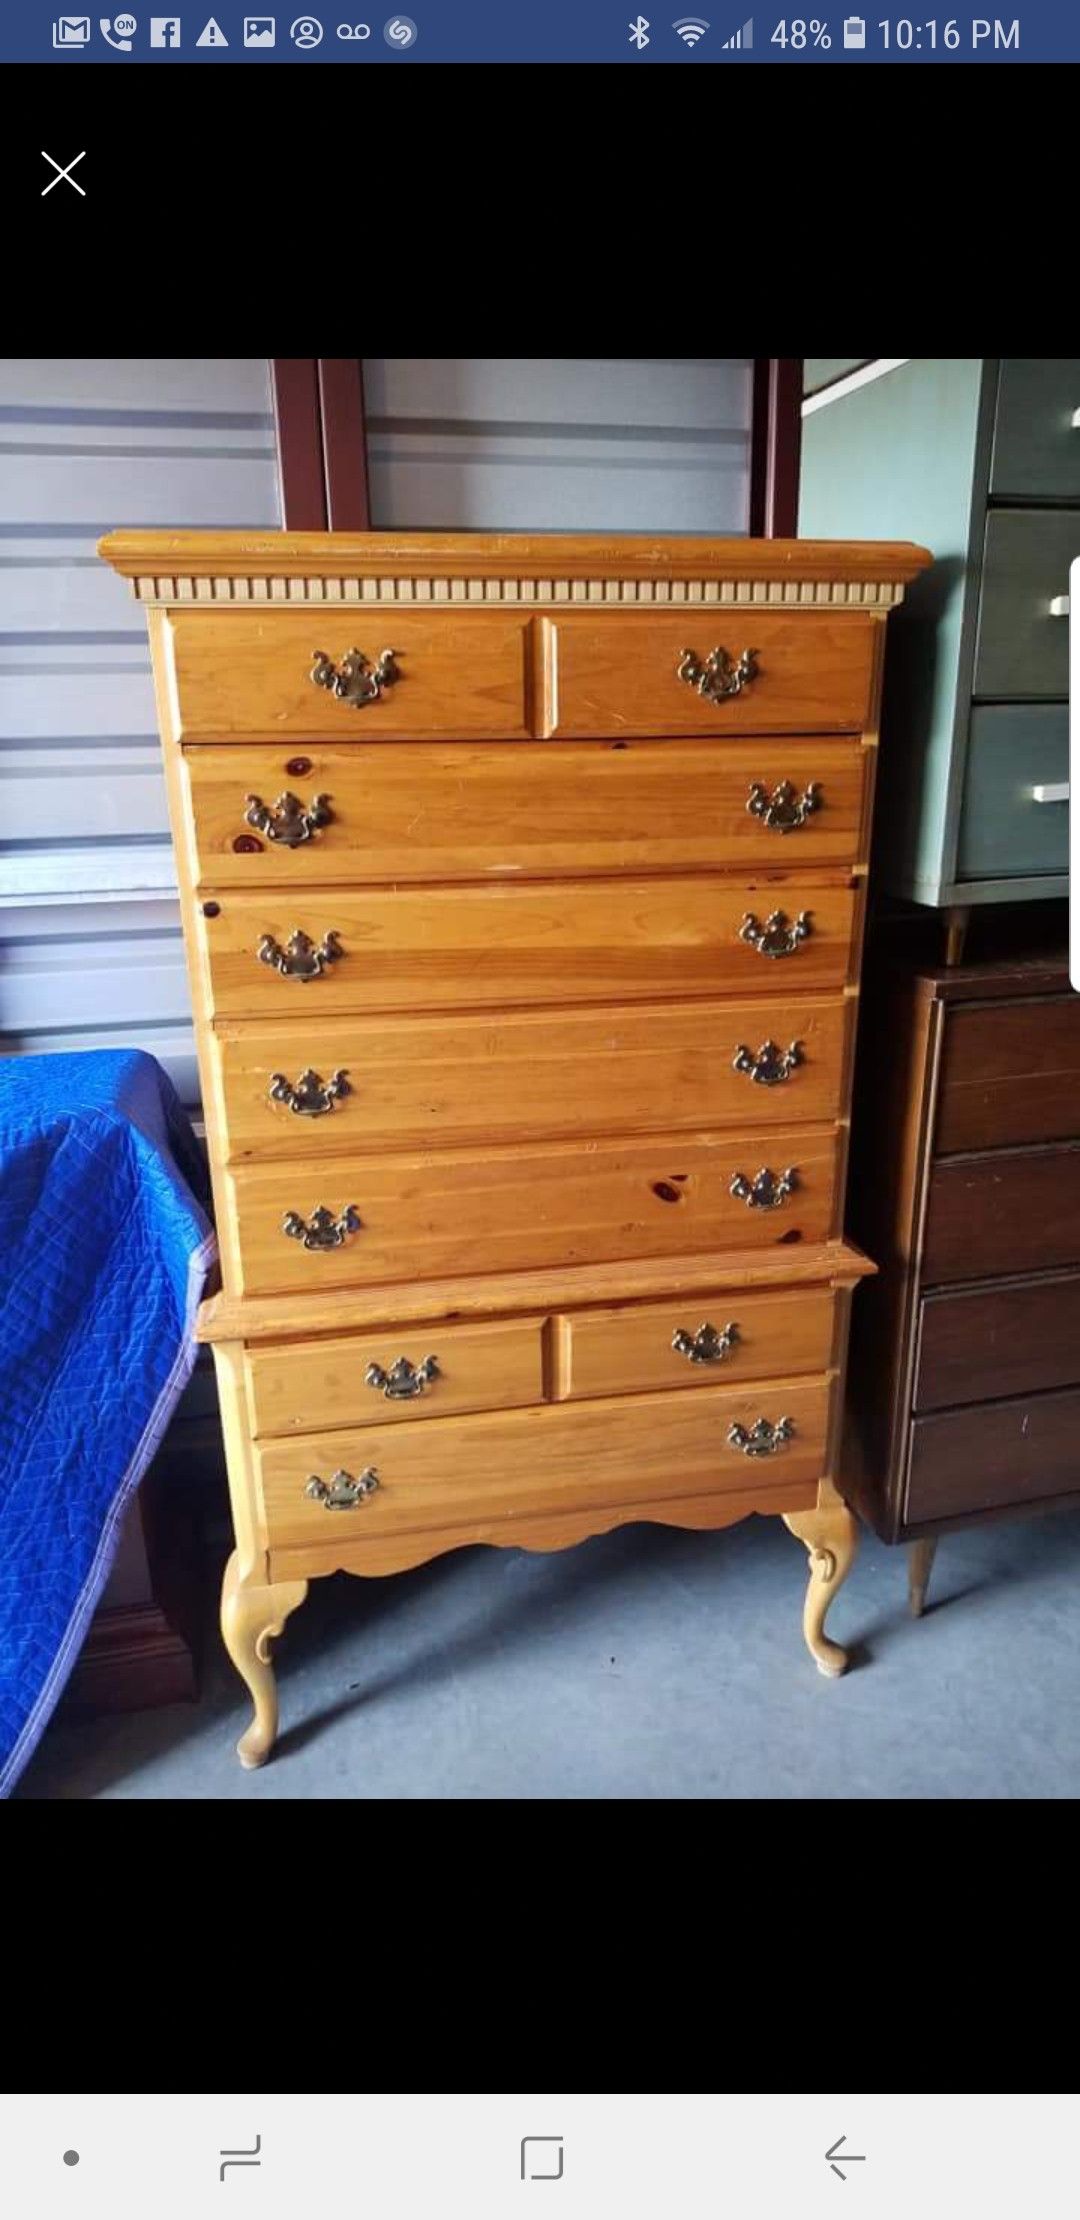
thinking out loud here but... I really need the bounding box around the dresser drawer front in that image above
[907,1387,1080,1524]
[974,512,1079,699]
[989,358,1080,501]
[956,706,1068,882]
[256,1376,834,1550]
[936,991,1080,1154]
[550,612,877,736]
[215,995,851,1160]
[225,1125,842,1297]
[163,608,534,740]
[922,1144,1080,1285]
[197,879,858,1018]
[246,1316,545,1435]
[915,1272,1080,1413]
[559,1284,838,1401]
[182,738,868,887]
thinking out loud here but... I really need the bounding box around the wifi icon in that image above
[673,14,709,38]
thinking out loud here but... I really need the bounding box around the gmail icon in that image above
[53,12,92,37]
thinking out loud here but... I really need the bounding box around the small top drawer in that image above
[974,511,1078,699]
[990,359,1080,500]
[246,1315,545,1435]
[162,608,534,740]
[550,611,877,737]
[558,1284,837,1401]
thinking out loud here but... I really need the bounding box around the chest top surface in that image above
[99,530,933,605]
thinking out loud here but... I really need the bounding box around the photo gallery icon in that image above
[244,13,276,37]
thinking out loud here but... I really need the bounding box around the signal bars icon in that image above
[721,13,752,39]
[673,14,708,39]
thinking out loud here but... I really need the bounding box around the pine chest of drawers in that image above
[100,529,930,1768]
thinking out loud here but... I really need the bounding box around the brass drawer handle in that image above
[730,1166,797,1210]
[677,645,759,702]
[269,1068,350,1117]
[739,910,811,959]
[305,1466,379,1509]
[365,1355,440,1400]
[733,1040,803,1087]
[282,1203,361,1250]
[244,790,333,846]
[727,1417,794,1458]
[747,779,820,833]
[257,929,343,981]
[672,1321,739,1365]
[310,647,398,707]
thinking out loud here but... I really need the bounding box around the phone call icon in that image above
[99,11,136,41]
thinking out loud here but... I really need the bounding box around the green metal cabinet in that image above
[799,357,1078,907]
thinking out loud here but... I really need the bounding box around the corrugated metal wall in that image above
[0,357,281,1107]
[363,358,752,533]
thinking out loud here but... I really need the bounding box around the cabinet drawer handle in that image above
[739,910,811,959]
[1030,782,1070,803]
[1048,595,1070,617]
[281,1203,361,1250]
[730,1166,797,1210]
[310,646,398,707]
[747,778,820,833]
[727,1417,794,1457]
[365,1355,440,1400]
[677,645,759,702]
[672,1320,739,1365]
[257,929,343,981]
[305,1466,379,1509]
[269,1067,350,1116]
[244,790,333,846]
[732,1039,803,1086]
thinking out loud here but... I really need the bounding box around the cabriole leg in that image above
[782,1502,859,1678]
[220,1550,308,1769]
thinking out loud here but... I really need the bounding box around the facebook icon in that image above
[150,14,181,38]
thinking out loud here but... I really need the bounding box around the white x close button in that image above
[41,150,87,195]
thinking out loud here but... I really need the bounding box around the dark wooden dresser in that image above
[845,946,1080,1606]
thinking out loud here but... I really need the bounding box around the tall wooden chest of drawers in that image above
[100,529,929,1768]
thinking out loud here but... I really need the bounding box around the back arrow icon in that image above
[826,2137,867,2181]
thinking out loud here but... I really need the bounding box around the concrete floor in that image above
[17,1507,1080,1798]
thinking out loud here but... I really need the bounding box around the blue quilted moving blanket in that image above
[0,1049,216,1795]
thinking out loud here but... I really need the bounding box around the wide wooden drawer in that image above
[163,608,535,740]
[973,511,1078,699]
[550,612,876,736]
[914,1271,1080,1413]
[214,994,851,1160]
[223,1124,843,1297]
[256,1376,833,1551]
[956,706,1068,883]
[557,1283,838,1401]
[181,738,868,887]
[922,1143,1080,1285]
[246,1315,545,1435]
[906,1387,1080,1524]
[989,359,1080,501]
[936,991,1080,1153]
[196,878,859,1018]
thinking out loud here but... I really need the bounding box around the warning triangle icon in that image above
[196,14,228,38]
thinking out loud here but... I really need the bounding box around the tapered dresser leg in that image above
[220,1551,309,1769]
[908,1536,938,1619]
[782,1503,859,1678]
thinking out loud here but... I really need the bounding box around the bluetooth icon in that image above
[628,12,650,41]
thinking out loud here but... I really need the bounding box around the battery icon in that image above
[843,13,865,38]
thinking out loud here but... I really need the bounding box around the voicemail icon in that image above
[53,14,92,40]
